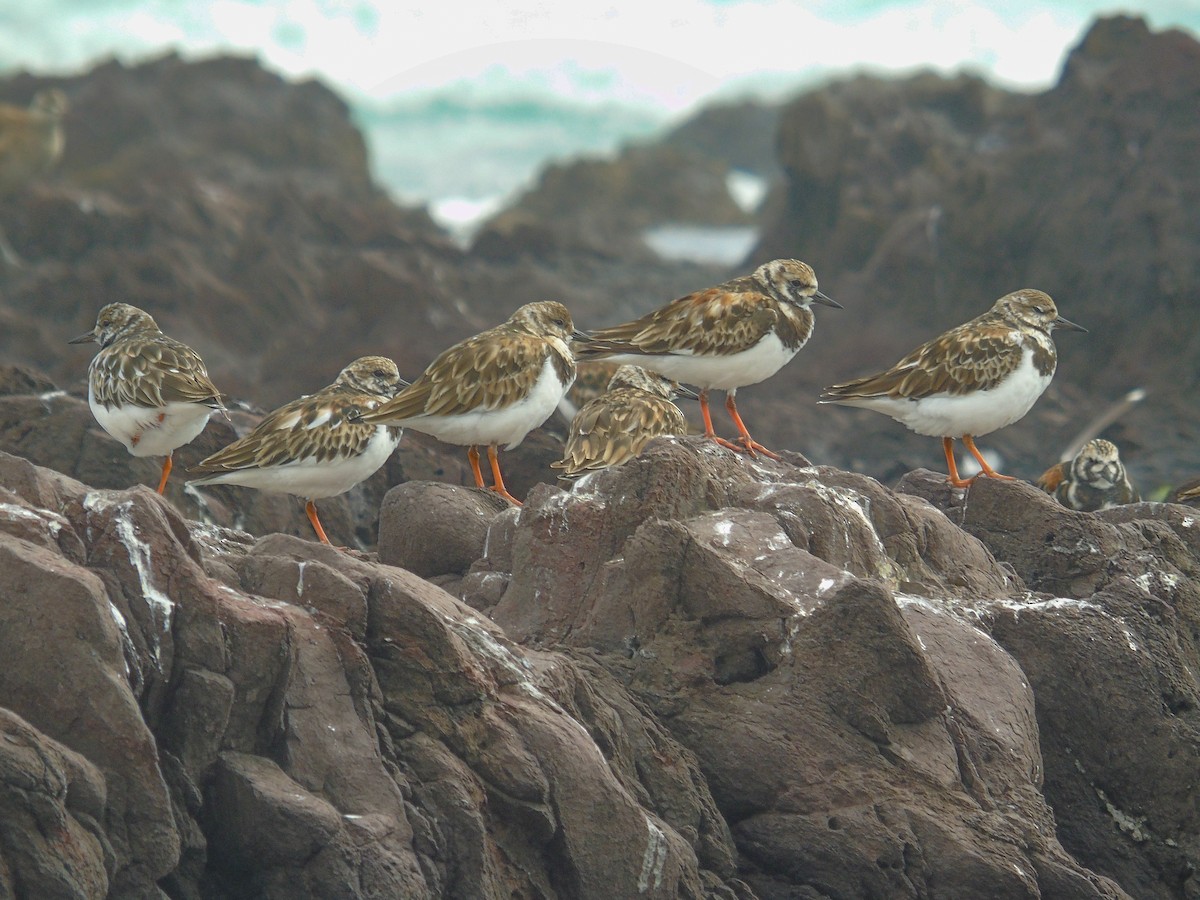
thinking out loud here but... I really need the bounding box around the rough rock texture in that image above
[901,473,1200,899]
[9,434,1200,897]
[5,425,1200,896]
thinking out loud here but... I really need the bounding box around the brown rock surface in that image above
[6,423,1200,895]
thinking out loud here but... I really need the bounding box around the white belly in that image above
[404,358,571,449]
[89,388,213,457]
[838,350,1053,438]
[194,427,401,499]
[601,331,798,392]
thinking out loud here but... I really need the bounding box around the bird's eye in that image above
[1032,306,1044,314]
[789,279,804,289]
[373,369,388,378]
[554,318,565,327]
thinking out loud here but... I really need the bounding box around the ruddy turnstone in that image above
[1037,438,1139,511]
[820,289,1086,487]
[576,259,840,460]
[556,360,621,423]
[189,356,405,544]
[356,301,581,505]
[70,302,225,494]
[1171,480,1200,506]
[0,88,68,266]
[552,365,693,479]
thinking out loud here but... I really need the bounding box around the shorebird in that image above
[820,288,1086,487]
[552,365,693,478]
[1037,438,1139,511]
[189,356,405,544]
[575,259,839,460]
[70,302,226,494]
[357,301,581,505]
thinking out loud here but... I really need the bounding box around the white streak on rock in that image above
[84,493,174,655]
[637,815,669,893]
[108,601,132,676]
[0,501,66,537]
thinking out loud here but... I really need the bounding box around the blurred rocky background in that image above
[0,15,1195,507]
[1,13,1199,898]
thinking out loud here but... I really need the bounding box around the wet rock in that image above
[377,480,510,578]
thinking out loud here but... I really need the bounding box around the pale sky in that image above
[2,1,1197,110]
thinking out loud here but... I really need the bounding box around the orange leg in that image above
[305,499,332,545]
[698,390,746,455]
[487,445,522,506]
[466,446,486,488]
[943,437,973,488]
[961,435,1015,482]
[697,390,719,438]
[725,393,780,461]
[155,454,173,495]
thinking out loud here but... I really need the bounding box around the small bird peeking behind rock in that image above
[552,365,695,479]
[1037,438,1139,511]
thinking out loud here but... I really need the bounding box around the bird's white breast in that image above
[837,347,1053,438]
[602,331,798,392]
[405,357,572,449]
[89,387,213,457]
[194,426,401,499]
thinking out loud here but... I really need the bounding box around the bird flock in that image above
[65,253,1140,548]
[2,86,1142,543]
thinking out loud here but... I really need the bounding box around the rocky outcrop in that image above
[5,434,1200,897]
[475,143,751,261]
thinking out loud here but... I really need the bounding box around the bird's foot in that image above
[490,485,523,506]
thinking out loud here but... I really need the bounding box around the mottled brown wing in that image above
[365,328,557,421]
[584,286,777,358]
[1036,461,1068,494]
[822,321,1024,400]
[552,390,687,476]
[92,337,223,409]
[1174,480,1200,503]
[191,388,380,473]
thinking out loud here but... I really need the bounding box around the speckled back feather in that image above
[821,289,1062,402]
[190,356,404,474]
[361,301,577,423]
[82,302,225,411]
[552,367,688,477]
[579,260,827,360]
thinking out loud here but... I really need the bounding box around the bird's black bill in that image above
[1054,315,1087,333]
[674,383,701,401]
[68,331,96,344]
[813,291,843,309]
